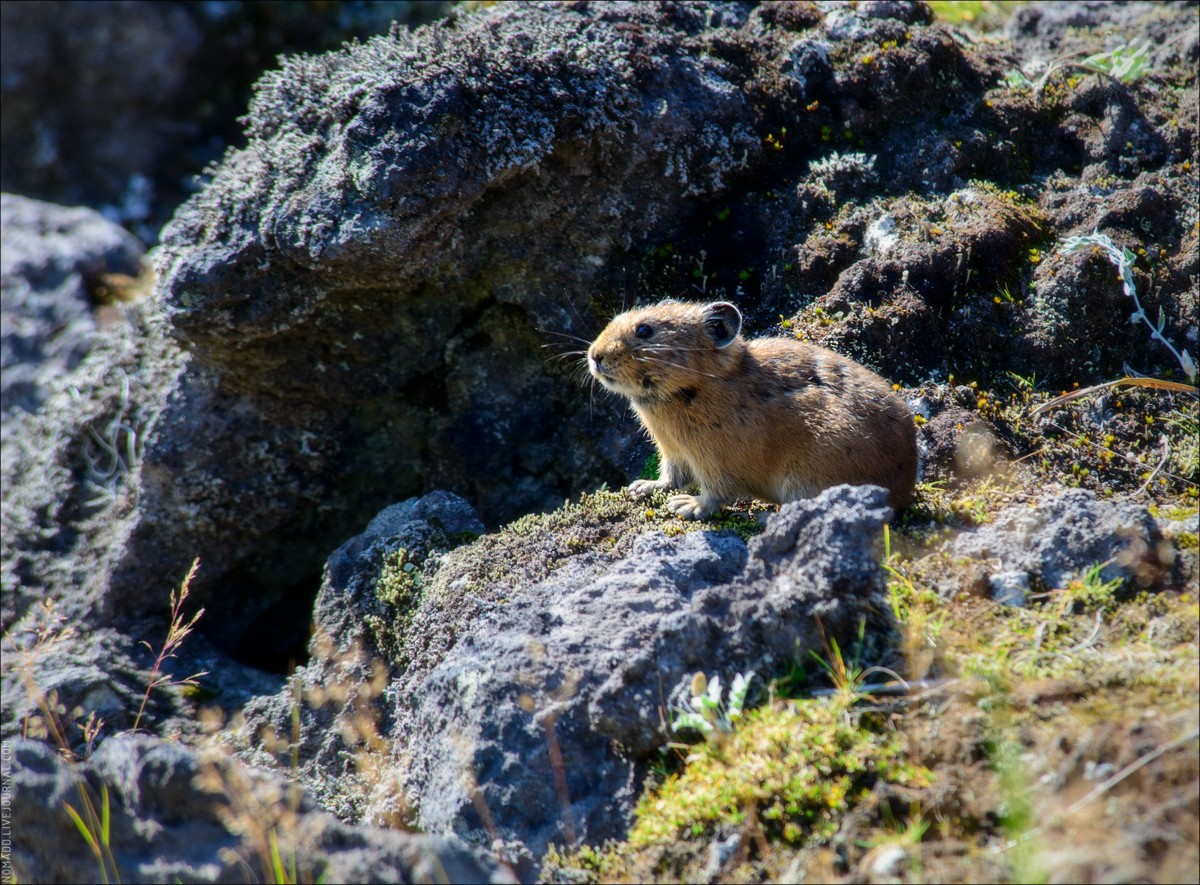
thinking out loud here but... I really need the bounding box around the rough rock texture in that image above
[233,490,490,821]
[9,0,804,660]
[240,485,895,863]
[949,487,1170,593]
[8,735,513,884]
[1006,1,1200,69]
[0,0,457,235]
[0,1,202,215]
[771,1,1198,385]
[145,0,774,609]
[0,194,145,420]
[0,291,184,632]
[3,0,1194,663]
[1,625,152,746]
[0,1,1195,880]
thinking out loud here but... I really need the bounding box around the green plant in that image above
[1002,67,1033,90]
[268,828,299,885]
[1056,562,1124,614]
[858,802,932,878]
[635,698,932,848]
[672,670,755,738]
[1059,231,1196,382]
[929,0,1020,29]
[81,369,151,512]
[1032,42,1154,100]
[1004,68,1032,89]
[989,730,1047,884]
[65,783,120,885]
[1079,42,1153,83]
[639,450,660,481]
[808,619,905,705]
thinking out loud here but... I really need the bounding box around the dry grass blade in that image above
[1062,727,1200,817]
[132,558,209,733]
[1028,376,1198,418]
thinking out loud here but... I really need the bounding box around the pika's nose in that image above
[591,353,604,371]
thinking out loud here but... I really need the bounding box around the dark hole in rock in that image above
[200,570,319,673]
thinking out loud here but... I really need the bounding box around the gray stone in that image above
[7,735,513,884]
[238,491,487,821]
[1,625,149,749]
[0,285,184,631]
[949,488,1169,593]
[0,1,201,212]
[988,570,1031,607]
[1006,1,1199,69]
[869,843,909,879]
[0,193,144,420]
[703,832,743,881]
[820,0,932,41]
[0,1,459,230]
[241,485,894,866]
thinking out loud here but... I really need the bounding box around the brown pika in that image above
[587,300,918,519]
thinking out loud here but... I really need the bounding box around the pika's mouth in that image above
[588,353,613,384]
[588,354,631,394]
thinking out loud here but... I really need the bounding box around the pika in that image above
[587,300,917,519]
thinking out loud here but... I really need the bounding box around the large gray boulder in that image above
[6,0,1191,661]
[4,0,814,659]
[140,0,771,620]
[238,485,895,864]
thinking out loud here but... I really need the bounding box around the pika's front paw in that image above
[628,479,668,498]
[667,494,714,520]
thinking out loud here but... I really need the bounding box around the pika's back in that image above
[588,300,918,513]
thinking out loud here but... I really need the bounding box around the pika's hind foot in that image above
[666,493,719,520]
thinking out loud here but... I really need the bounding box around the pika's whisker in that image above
[538,328,593,345]
[640,344,714,354]
[634,355,719,380]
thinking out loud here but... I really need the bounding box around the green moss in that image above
[368,524,484,656]
[545,508,1198,884]
[1170,423,1199,479]
[630,699,930,849]
[928,1,1025,30]
[547,699,933,882]
[375,547,423,609]
[704,510,766,542]
[433,488,769,611]
[540,406,1198,883]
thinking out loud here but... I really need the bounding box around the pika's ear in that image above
[703,302,742,348]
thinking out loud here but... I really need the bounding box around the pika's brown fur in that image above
[587,300,918,519]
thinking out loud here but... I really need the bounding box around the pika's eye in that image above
[635,324,654,339]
